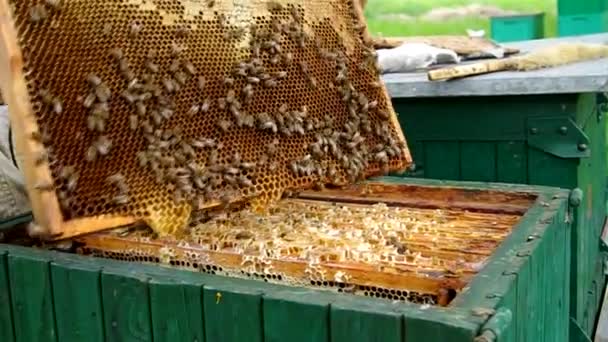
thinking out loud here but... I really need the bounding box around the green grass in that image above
[364,0,557,38]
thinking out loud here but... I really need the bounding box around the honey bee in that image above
[102,23,113,36]
[187,104,200,116]
[107,173,125,184]
[267,0,283,11]
[109,48,124,61]
[171,42,185,57]
[197,76,206,91]
[174,71,188,86]
[266,138,279,156]
[34,149,48,166]
[224,175,237,186]
[29,5,48,23]
[136,151,149,167]
[223,77,235,86]
[81,92,96,108]
[135,101,146,116]
[169,59,181,73]
[113,194,130,205]
[52,98,63,115]
[263,79,277,88]
[65,172,79,193]
[175,24,190,38]
[95,84,112,102]
[191,100,207,115]
[146,61,159,74]
[217,98,227,110]
[183,61,197,76]
[217,119,232,132]
[308,76,318,89]
[247,76,260,84]
[94,135,112,156]
[84,145,97,161]
[163,78,176,93]
[34,179,54,191]
[128,115,138,131]
[129,22,142,38]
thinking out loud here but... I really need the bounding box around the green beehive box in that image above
[558,0,606,16]
[491,13,545,42]
[558,12,608,36]
[392,93,605,337]
[0,178,572,342]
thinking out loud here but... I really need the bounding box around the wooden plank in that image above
[496,141,528,184]
[299,181,535,215]
[263,290,330,342]
[460,142,496,182]
[203,283,263,342]
[515,251,532,342]
[424,142,461,181]
[527,147,577,188]
[330,303,403,342]
[7,253,57,342]
[403,315,476,342]
[149,279,205,342]
[101,270,152,342]
[0,251,15,342]
[50,261,104,342]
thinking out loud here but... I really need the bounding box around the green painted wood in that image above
[101,270,152,342]
[460,142,496,182]
[496,141,527,183]
[403,315,476,341]
[7,253,57,342]
[149,279,205,342]
[392,93,605,336]
[0,179,574,342]
[0,251,15,342]
[203,283,263,342]
[263,289,330,342]
[50,261,104,342]
[527,147,577,188]
[330,303,403,342]
[424,142,460,180]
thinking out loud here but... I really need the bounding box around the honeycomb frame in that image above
[74,181,536,306]
[0,0,411,240]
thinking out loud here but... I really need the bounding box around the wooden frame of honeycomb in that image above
[74,181,536,306]
[0,0,411,240]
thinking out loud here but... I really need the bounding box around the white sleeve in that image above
[0,106,31,221]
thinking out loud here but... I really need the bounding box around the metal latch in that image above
[567,188,583,224]
[527,117,590,159]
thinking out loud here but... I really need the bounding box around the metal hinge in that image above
[527,117,590,159]
[473,308,512,342]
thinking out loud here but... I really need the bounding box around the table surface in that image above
[381,33,608,98]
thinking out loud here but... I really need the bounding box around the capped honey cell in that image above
[2,0,411,239]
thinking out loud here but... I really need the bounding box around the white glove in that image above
[377,42,460,74]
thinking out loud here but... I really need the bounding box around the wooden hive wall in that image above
[0,178,571,342]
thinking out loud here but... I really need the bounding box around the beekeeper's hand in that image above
[377,43,460,74]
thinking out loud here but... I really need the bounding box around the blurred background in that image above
[363,0,555,38]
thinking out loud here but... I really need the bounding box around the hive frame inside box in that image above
[0,0,410,241]
[0,178,571,341]
[74,178,543,307]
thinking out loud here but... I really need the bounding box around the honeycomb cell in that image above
[8,0,410,237]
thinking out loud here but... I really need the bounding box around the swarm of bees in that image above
[17,0,409,236]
